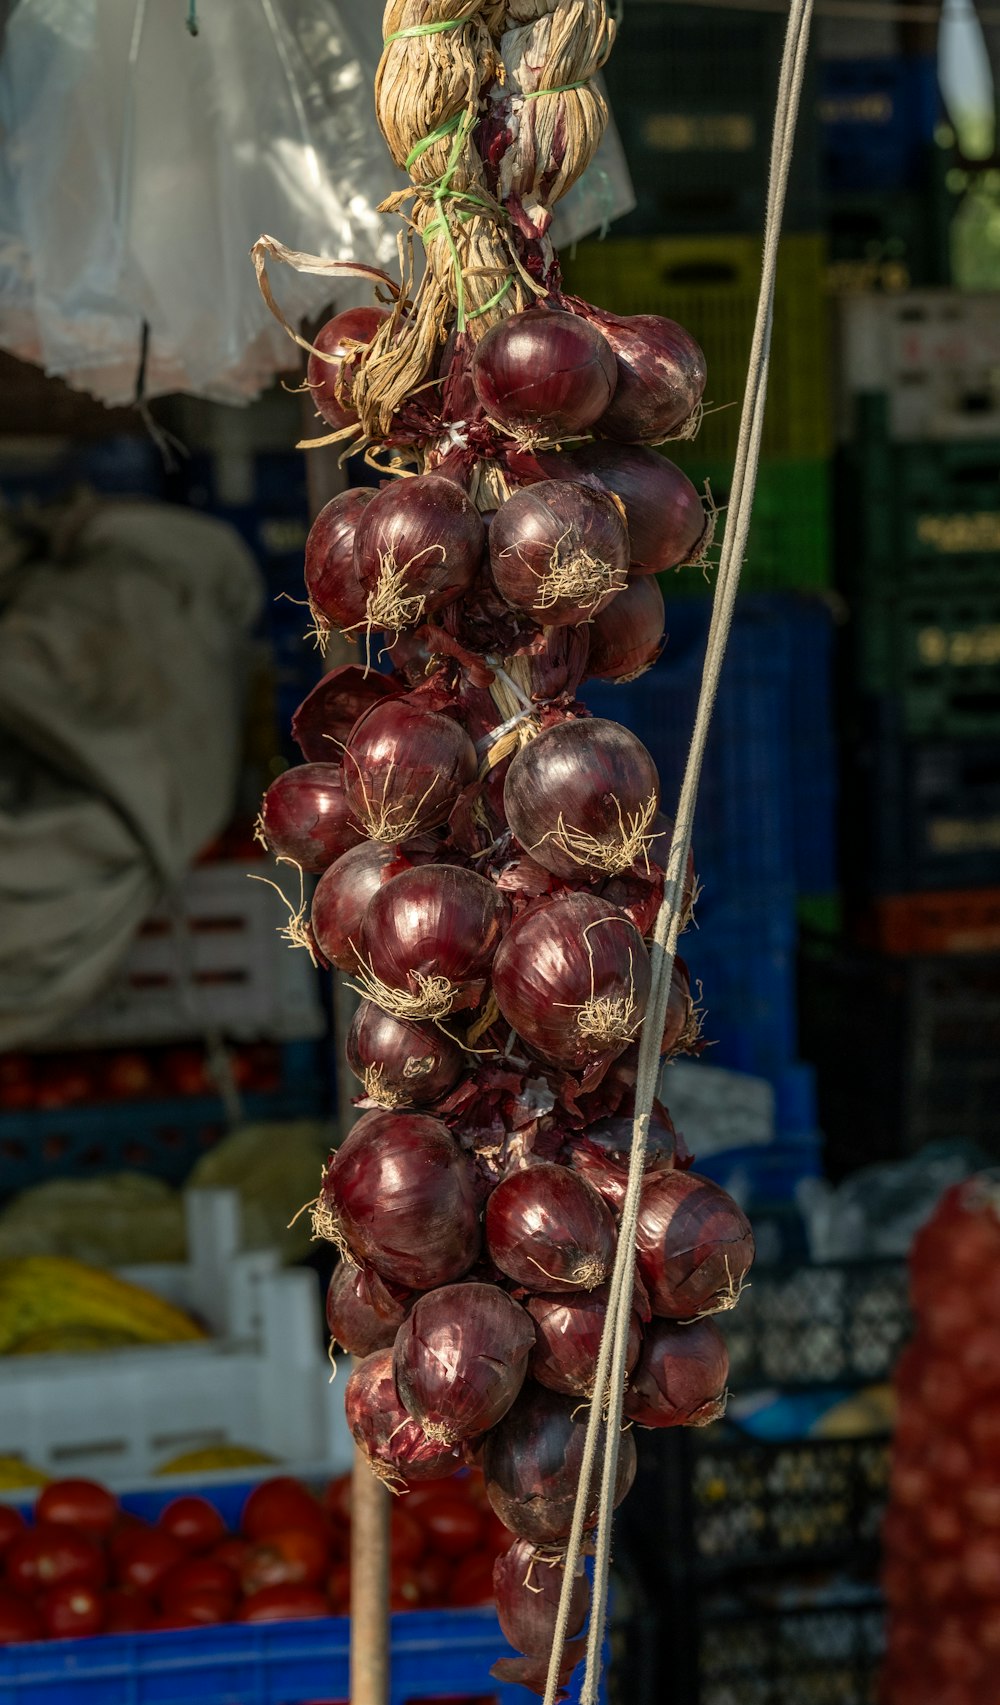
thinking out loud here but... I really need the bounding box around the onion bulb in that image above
[472,308,617,439]
[485,1163,616,1294]
[563,1101,677,1212]
[303,489,378,637]
[291,665,398,764]
[307,307,388,432]
[489,481,629,627]
[483,1383,636,1545]
[527,1285,642,1397]
[494,1539,590,1658]
[568,441,708,575]
[592,312,707,444]
[393,1283,535,1444]
[353,474,483,633]
[310,839,434,974]
[343,699,477,842]
[635,1170,755,1319]
[504,718,660,880]
[345,1349,462,1487]
[585,577,665,682]
[359,863,509,1021]
[346,1001,464,1108]
[624,1317,729,1428]
[257,763,364,874]
[325,1263,412,1357]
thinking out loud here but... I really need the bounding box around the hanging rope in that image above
[541,0,816,1698]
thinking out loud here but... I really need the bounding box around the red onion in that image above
[494,1539,590,1657]
[343,699,477,842]
[567,442,708,575]
[504,719,660,880]
[492,893,650,1071]
[346,1001,465,1107]
[599,863,663,938]
[635,1170,755,1319]
[359,864,509,1021]
[590,312,707,444]
[527,1285,642,1397]
[472,308,617,439]
[303,489,378,635]
[353,474,483,633]
[325,1263,412,1357]
[291,665,399,764]
[393,1283,535,1444]
[385,627,436,684]
[307,307,389,432]
[624,1317,729,1428]
[485,1163,616,1293]
[563,1101,677,1213]
[345,1349,462,1487]
[483,1383,637,1545]
[662,956,700,1056]
[310,839,434,973]
[257,763,364,874]
[489,481,629,627]
[585,578,665,682]
[319,1110,481,1289]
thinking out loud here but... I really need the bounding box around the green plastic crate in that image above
[562,234,832,462]
[666,457,831,594]
[856,584,1000,738]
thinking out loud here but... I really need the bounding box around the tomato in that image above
[158,1556,238,1609]
[161,1049,213,1098]
[479,1510,510,1557]
[237,1584,329,1622]
[158,1588,232,1626]
[390,1507,425,1567]
[104,1588,153,1634]
[156,1496,226,1554]
[922,1500,963,1553]
[931,1616,984,1686]
[41,1583,105,1639]
[103,1053,157,1100]
[323,1473,352,1526]
[396,1480,458,1516]
[964,1535,1000,1598]
[6,1524,107,1595]
[963,1475,1000,1529]
[327,1561,350,1615]
[447,1552,495,1607]
[210,1536,253,1576]
[0,1587,43,1644]
[414,1551,451,1608]
[35,1061,94,1109]
[389,1562,422,1611]
[36,1478,119,1540]
[240,1478,328,1543]
[240,1527,329,1594]
[417,1496,483,1560]
[114,1528,185,1594]
[0,1507,26,1555]
[0,1056,33,1111]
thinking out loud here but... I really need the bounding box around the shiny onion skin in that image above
[257,763,364,875]
[503,718,660,881]
[471,308,617,438]
[353,474,484,633]
[563,1101,677,1213]
[624,1316,729,1428]
[346,1001,465,1108]
[494,1538,590,1658]
[393,1283,535,1443]
[662,956,700,1057]
[343,700,477,842]
[567,441,708,575]
[489,480,629,627]
[482,1382,637,1546]
[291,665,399,764]
[321,1110,481,1289]
[591,312,707,445]
[485,1163,617,1294]
[307,307,389,432]
[310,839,434,974]
[325,1262,412,1357]
[635,1170,755,1320]
[345,1349,463,1487]
[303,489,378,635]
[492,893,651,1072]
[527,1285,642,1397]
[585,575,665,682]
[360,864,509,1019]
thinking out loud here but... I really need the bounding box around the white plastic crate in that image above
[661,1061,776,1158]
[0,1190,352,1482]
[836,290,1000,441]
[54,861,325,1046]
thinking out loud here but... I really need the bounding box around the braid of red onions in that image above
[254,16,755,1694]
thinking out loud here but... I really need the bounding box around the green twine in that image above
[405,110,464,174]
[521,81,588,101]
[384,17,465,46]
[186,0,198,35]
[467,273,516,319]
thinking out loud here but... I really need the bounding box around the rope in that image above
[540,0,815,1698]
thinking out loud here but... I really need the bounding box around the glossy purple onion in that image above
[585,578,665,682]
[321,1110,481,1289]
[527,1285,642,1397]
[472,308,617,438]
[494,1538,590,1658]
[503,718,660,881]
[307,307,388,432]
[345,1349,462,1487]
[353,473,483,632]
[591,312,707,444]
[490,481,629,627]
[310,839,435,974]
[360,864,509,1020]
[325,1263,412,1357]
[291,665,399,764]
[303,489,378,635]
[346,1001,465,1108]
[257,763,364,874]
[563,1101,677,1213]
[624,1316,730,1428]
[635,1170,755,1320]
[485,1163,616,1294]
[483,1383,637,1545]
[568,441,708,574]
[343,699,477,842]
[393,1283,535,1444]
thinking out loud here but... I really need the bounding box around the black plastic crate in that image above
[723,1260,910,1391]
[696,1587,883,1705]
[826,171,953,291]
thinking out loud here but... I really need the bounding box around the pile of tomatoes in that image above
[0,1042,283,1112]
[0,1471,504,1644]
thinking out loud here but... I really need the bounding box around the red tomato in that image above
[41,1583,105,1639]
[237,1584,329,1622]
[104,1588,153,1634]
[323,1474,352,1526]
[35,1062,94,1109]
[36,1478,119,1540]
[240,1528,329,1594]
[414,1551,451,1608]
[6,1524,107,1595]
[157,1588,232,1626]
[923,1500,963,1552]
[103,1052,157,1100]
[964,1535,1000,1598]
[389,1562,422,1611]
[479,1510,510,1557]
[0,1056,33,1111]
[156,1496,226,1554]
[418,1497,483,1560]
[0,1507,26,1555]
[114,1528,185,1594]
[390,1508,425,1567]
[0,1587,43,1644]
[397,1480,458,1516]
[240,1478,328,1543]
[210,1536,253,1576]
[158,1556,238,1610]
[161,1049,212,1098]
[447,1552,495,1607]
[327,1561,350,1615]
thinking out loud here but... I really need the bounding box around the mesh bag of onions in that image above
[253,3,753,1695]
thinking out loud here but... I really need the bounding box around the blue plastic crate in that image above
[684,913,799,1077]
[696,1134,823,1206]
[820,55,941,192]
[0,437,166,505]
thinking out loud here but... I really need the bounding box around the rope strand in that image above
[540,0,815,1698]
